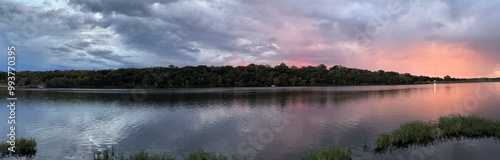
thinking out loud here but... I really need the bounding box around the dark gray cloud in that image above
[182,47,201,54]
[65,41,93,50]
[47,46,73,54]
[1,0,499,76]
[69,0,178,17]
[87,49,131,62]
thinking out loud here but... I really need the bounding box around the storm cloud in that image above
[1,0,499,77]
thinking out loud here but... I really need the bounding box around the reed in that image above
[390,121,438,148]
[438,114,500,139]
[129,150,175,160]
[93,146,125,160]
[373,133,390,152]
[301,147,355,160]
[0,137,37,158]
[185,149,245,160]
[0,142,10,158]
[372,114,500,153]
[93,148,247,160]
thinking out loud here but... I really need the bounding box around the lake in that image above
[1,82,500,159]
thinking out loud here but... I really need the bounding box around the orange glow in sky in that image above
[495,70,500,77]
[344,42,496,78]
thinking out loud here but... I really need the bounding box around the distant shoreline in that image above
[3,80,499,89]
[2,64,499,89]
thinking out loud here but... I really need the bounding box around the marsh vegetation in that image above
[372,114,500,153]
[0,137,37,158]
[93,148,248,160]
[301,147,355,160]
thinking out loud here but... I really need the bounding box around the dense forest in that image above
[0,63,495,88]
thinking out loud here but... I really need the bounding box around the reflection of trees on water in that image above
[8,87,429,110]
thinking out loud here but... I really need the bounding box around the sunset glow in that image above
[1,0,499,78]
[348,42,496,78]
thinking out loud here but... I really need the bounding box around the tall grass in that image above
[0,137,37,158]
[301,147,355,160]
[390,121,438,147]
[372,114,500,153]
[373,133,390,153]
[129,150,175,160]
[438,114,500,139]
[93,146,125,160]
[184,149,245,160]
[0,142,10,158]
[93,148,247,160]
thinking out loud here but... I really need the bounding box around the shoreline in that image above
[2,80,499,89]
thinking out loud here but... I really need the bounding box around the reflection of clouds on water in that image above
[79,109,157,147]
[310,115,327,127]
[191,107,232,132]
[279,97,370,153]
[19,100,167,159]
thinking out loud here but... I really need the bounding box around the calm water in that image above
[1,82,500,159]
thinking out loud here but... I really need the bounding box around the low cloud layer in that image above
[1,0,499,77]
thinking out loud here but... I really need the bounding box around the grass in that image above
[129,150,175,160]
[372,114,500,153]
[0,142,10,158]
[93,146,125,160]
[301,147,355,160]
[184,149,244,160]
[0,137,37,158]
[93,148,247,160]
[438,114,500,139]
[95,147,357,160]
[373,133,390,153]
[390,121,438,147]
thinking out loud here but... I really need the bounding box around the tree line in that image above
[0,63,480,88]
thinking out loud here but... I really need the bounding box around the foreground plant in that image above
[129,150,175,160]
[438,114,500,139]
[372,114,500,153]
[0,137,37,158]
[390,121,438,148]
[93,146,125,160]
[93,148,247,160]
[301,147,355,160]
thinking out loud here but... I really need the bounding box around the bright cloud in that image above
[1,0,499,77]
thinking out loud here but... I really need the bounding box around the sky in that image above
[1,0,499,78]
